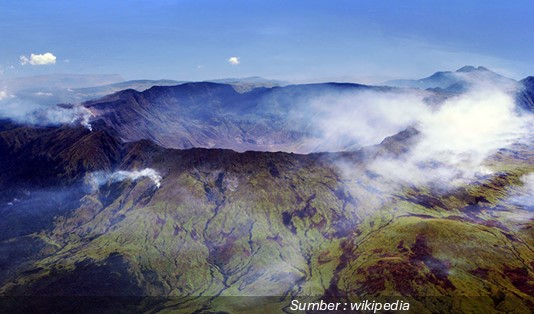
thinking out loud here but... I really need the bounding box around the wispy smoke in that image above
[509,173,534,209]
[493,172,534,225]
[27,105,94,131]
[87,168,162,191]
[0,95,94,130]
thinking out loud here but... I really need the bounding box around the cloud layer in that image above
[371,87,529,186]
[20,52,57,65]
[307,82,532,188]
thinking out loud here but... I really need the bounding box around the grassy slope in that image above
[0,140,531,313]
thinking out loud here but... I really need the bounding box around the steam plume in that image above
[87,168,162,191]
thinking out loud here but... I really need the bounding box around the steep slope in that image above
[0,124,532,313]
[84,82,386,153]
[0,123,124,245]
[0,125,121,189]
[0,68,533,313]
[517,76,534,112]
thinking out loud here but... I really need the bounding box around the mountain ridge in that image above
[384,65,516,92]
[0,68,532,313]
[0,119,532,312]
[83,81,387,153]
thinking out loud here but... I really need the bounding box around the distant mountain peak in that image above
[205,76,287,85]
[456,65,490,73]
[384,65,514,92]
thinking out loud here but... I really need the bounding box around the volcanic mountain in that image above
[385,65,517,93]
[0,68,533,313]
[83,82,393,153]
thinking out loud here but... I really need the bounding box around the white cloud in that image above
[304,81,532,188]
[370,88,530,186]
[228,56,240,65]
[20,52,57,66]
[308,90,425,149]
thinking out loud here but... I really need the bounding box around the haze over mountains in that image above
[385,66,518,93]
[0,74,287,106]
[0,66,533,312]
[77,66,533,155]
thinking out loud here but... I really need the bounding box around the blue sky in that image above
[1,0,533,83]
